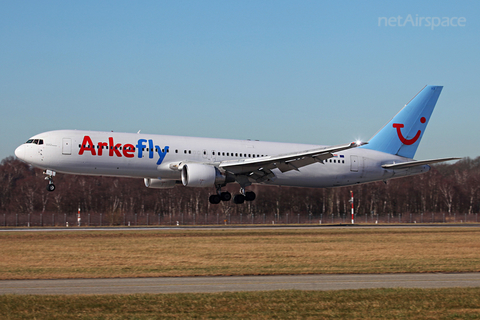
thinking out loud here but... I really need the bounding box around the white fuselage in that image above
[15,130,429,188]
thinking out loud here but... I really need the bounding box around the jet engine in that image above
[144,178,176,189]
[181,163,226,187]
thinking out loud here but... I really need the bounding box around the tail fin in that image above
[363,85,443,158]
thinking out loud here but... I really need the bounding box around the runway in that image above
[1,224,479,232]
[1,273,479,295]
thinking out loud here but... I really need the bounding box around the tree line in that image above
[1,156,479,219]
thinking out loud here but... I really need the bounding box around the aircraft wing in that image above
[381,157,461,169]
[219,141,364,183]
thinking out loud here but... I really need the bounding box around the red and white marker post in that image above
[350,191,354,224]
[77,207,81,227]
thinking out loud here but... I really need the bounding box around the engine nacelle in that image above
[144,178,176,189]
[181,163,226,187]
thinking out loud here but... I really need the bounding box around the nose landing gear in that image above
[44,170,56,192]
[47,182,55,192]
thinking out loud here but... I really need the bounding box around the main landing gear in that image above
[208,191,231,204]
[44,170,56,192]
[209,188,256,205]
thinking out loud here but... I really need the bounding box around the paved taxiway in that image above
[1,224,480,232]
[1,273,479,295]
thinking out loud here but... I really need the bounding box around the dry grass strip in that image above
[1,288,480,319]
[1,228,479,280]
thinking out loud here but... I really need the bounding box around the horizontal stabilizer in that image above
[381,157,460,169]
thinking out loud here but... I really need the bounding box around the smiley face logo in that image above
[392,117,426,145]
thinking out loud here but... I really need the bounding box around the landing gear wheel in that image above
[209,194,221,204]
[43,170,57,192]
[245,191,256,201]
[220,192,232,201]
[233,194,245,204]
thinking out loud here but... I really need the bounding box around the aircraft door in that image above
[62,138,72,155]
[350,155,358,172]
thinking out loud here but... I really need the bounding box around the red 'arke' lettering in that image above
[123,144,135,158]
[109,137,122,157]
[79,136,96,155]
[97,142,108,156]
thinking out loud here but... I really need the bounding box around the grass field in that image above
[1,227,480,279]
[1,288,480,319]
[1,227,480,319]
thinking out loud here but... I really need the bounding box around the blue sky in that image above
[1,1,478,161]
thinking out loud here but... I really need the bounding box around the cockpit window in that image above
[25,139,44,145]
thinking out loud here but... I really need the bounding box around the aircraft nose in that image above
[15,145,26,161]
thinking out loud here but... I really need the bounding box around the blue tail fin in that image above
[363,85,443,158]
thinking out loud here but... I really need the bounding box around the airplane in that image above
[15,85,459,204]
